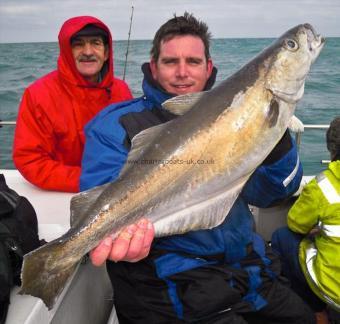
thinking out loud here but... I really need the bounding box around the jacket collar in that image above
[57,16,114,89]
[329,160,340,179]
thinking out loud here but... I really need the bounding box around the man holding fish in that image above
[77,13,319,323]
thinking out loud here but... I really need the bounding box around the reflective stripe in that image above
[283,156,300,187]
[321,224,340,237]
[317,176,340,204]
[305,244,340,309]
[306,245,318,285]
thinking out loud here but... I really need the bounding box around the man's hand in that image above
[308,226,321,238]
[90,218,155,266]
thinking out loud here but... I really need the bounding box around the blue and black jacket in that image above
[81,63,303,322]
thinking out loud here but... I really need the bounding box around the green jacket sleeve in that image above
[287,179,322,234]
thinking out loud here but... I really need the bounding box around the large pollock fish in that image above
[20,23,324,309]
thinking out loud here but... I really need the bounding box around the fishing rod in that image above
[123,5,134,81]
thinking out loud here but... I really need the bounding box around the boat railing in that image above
[0,120,16,126]
[0,120,330,162]
[294,124,329,145]
[294,124,330,164]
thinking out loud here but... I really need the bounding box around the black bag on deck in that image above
[0,174,40,324]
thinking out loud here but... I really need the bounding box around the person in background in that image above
[13,16,132,192]
[81,13,315,324]
[272,116,340,323]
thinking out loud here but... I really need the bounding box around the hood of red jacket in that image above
[57,16,114,88]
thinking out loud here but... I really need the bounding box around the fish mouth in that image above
[304,23,325,56]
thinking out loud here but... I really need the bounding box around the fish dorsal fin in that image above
[70,182,110,228]
[118,121,172,178]
[162,91,206,115]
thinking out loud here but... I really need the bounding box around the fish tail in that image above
[19,240,79,310]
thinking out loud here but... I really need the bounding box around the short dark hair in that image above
[150,12,211,62]
[326,116,340,161]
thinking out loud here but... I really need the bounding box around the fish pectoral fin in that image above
[70,182,110,228]
[19,240,79,310]
[118,121,172,177]
[162,91,207,115]
[153,174,252,237]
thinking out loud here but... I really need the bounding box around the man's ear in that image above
[150,59,158,80]
[206,58,213,78]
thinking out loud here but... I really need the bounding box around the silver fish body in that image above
[20,23,324,309]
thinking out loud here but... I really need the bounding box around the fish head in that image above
[264,23,324,104]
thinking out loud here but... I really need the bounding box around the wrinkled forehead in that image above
[71,35,104,44]
[159,35,206,57]
[71,35,105,43]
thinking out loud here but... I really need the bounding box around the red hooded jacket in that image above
[13,16,132,192]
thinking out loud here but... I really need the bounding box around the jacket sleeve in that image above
[13,89,80,192]
[80,117,128,191]
[241,131,303,208]
[287,179,321,234]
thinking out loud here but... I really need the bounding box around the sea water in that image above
[0,38,339,175]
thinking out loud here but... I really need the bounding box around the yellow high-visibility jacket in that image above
[288,160,340,310]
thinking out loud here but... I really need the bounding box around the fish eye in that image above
[284,39,299,51]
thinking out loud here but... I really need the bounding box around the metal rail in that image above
[0,121,331,164]
[294,124,329,148]
[0,121,16,126]
[0,122,330,129]
[303,125,329,129]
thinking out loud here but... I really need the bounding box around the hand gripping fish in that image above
[20,23,324,309]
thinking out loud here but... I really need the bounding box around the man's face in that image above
[150,35,213,95]
[71,36,109,83]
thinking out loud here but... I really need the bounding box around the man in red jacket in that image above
[13,16,132,192]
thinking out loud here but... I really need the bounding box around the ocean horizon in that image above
[1,37,339,175]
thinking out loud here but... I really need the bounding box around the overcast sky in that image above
[0,0,339,43]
